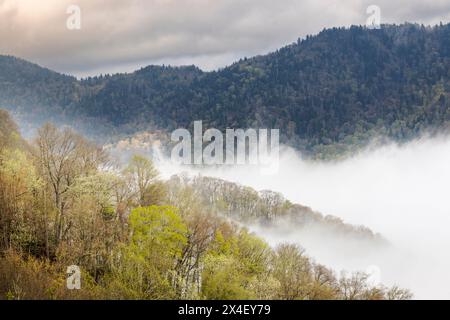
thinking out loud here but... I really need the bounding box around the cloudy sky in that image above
[1,0,450,77]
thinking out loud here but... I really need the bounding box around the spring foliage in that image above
[0,113,411,300]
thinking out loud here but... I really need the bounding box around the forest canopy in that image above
[0,110,411,300]
[1,24,449,159]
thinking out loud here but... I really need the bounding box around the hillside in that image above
[0,110,409,299]
[1,23,450,158]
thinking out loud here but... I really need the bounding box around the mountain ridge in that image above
[1,23,450,158]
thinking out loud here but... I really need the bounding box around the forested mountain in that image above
[1,23,450,158]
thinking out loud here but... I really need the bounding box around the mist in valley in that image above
[151,135,450,299]
[14,115,450,298]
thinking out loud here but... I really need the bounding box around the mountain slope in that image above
[1,23,450,157]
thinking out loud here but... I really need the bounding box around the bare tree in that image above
[123,155,159,206]
[35,124,108,245]
[272,243,313,300]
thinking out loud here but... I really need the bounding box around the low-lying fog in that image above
[153,136,450,299]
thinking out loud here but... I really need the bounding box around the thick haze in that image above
[153,136,450,299]
[1,0,450,76]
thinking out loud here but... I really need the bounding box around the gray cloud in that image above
[1,0,450,77]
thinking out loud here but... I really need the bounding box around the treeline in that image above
[1,23,450,158]
[0,111,411,299]
[168,175,385,243]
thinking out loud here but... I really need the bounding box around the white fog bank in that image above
[154,136,450,299]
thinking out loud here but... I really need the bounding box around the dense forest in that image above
[0,109,411,299]
[1,23,450,158]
